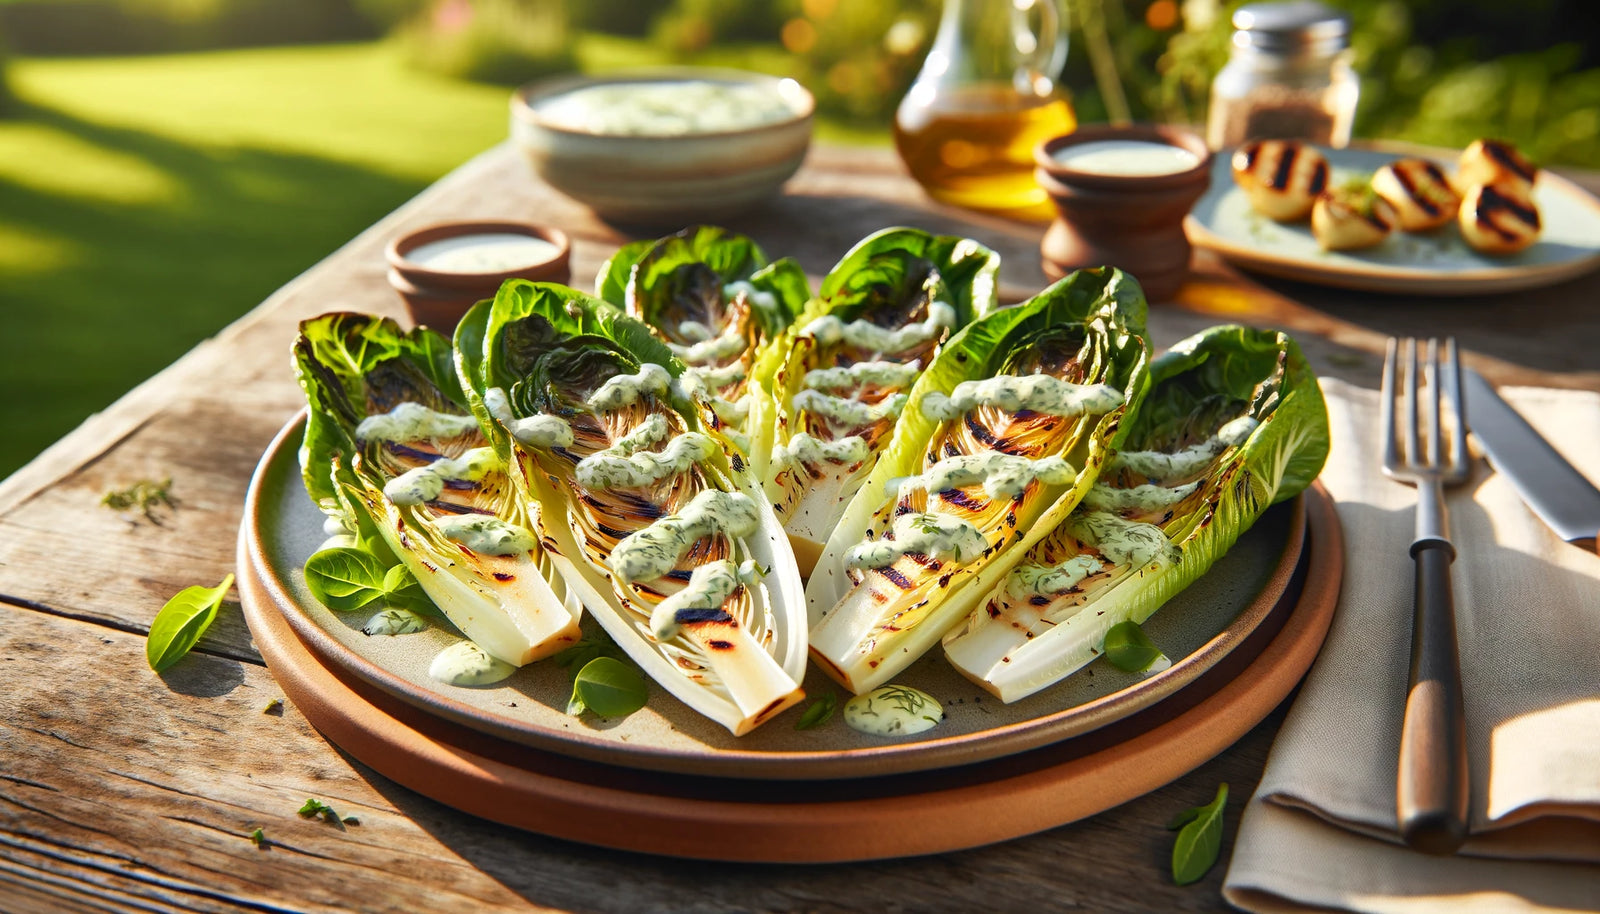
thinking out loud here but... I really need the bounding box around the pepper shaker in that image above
[1206,0,1359,149]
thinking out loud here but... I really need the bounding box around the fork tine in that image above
[1444,338,1467,471]
[1381,337,1400,470]
[1404,338,1422,467]
[1425,338,1442,467]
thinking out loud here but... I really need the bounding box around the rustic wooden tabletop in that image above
[1,143,1595,914]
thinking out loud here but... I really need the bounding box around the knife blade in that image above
[1464,369,1600,552]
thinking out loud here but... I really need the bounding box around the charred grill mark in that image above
[730,454,744,472]
[877,566,916,591]
[938,488,988,513]
[428,501,493,515]
[943,441,961,458]
[385,442,442,462]
[665,569,694,582]
[753,696,789,724]
[677,608,736,625]
[1030,595,1051,607]
[441,478,479,490]
[964,413,1002,450]
[905,551,940,570]
[1484,140,1536,183]
[1365,207,1393,230]
[552,446,582,465]
[493,571,515,581]
[1421,160,1448,186]
[1476,185,1541,238]
[707,639,735,651]
[1309,159,1329,195]
[1392,162,1439,216]
[596,521,630,540]
[1241,141,1261,170]
[1269,144,1298,191]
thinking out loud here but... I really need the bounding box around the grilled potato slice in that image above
[1458,180,1541,255]
[1231,140,1329,222]
[1372,158,1461,231]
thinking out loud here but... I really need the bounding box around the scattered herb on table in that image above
[794,693,838,730]
[1169,783,1229,885]
[567,656,648,719]
[1103,621,1166,673]
[298,798,346,825]
[146,574,234,673]
[263,698,284,715]
[102,477,176,524]
[342,816,361,826]
[249,827,268,849]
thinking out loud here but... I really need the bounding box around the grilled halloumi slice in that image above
[1311,184,1397,251]
[1459,181,1541,255]
[1372,158,1461,231]
[1231,140,1329,222]
[1458,139,1538,192]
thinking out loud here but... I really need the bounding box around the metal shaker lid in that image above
[1232,1,1350,56]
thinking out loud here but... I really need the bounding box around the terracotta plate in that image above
[1186,147,1600,295]
[243,413,1308,780]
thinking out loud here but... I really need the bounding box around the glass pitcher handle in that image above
[1012,0,1067,91]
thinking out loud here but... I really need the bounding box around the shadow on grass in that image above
[0,100,424,476]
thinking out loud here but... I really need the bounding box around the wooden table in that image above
[2,143,1595,914]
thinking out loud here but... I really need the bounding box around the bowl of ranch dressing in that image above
[511,68,814,225]
[386,220,571,330]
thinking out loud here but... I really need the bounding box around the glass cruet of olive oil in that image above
[894,0,1074,221]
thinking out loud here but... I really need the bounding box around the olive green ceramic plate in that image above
[241,414,1308,780]
[1186,147,1600,295]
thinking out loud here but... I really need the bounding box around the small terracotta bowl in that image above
[385,220,571,331]
[1035,125,1212,302]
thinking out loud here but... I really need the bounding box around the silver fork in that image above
[1380,337,1471,855]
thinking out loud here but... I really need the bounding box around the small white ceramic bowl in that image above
[510,68,814,226]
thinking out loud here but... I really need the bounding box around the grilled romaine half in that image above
[805,267,1151,694]
[596,226,811,458]
[294,313,583,666]
[752,227,1000,572]
[944,325,1329,701]
[456,281,807,735]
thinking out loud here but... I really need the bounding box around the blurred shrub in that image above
[0,30,12,117]
[651,0,786,55]
[398,0,576,86]
[0,0,378,55]
[782,0,937,124]
[569,0,674,38]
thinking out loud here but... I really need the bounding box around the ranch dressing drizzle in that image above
[844,512,987,571]
[792,390,909,427]
[843,685,944,737]
[576,432,717,490]
[708,393,753,425]
[668,322,745,364]
[648,559,762,640]
[356,402,480,444]
[429,640,516,686]
[1066,511,1182,569]
[892,452,1079,501]
[799,300,957,354]
[723,280,779,312]
[1081,480,1200,512]
[434,515,538,555]
[610,489,761,584]
[1006,554,1105,599]
[384,447,500,505]
[588,363,672,412]
[484,388,574,448]
[803,360,922,391]
[1109,415,1259,479]
[773,433,868,469]
[922,375,1125,421]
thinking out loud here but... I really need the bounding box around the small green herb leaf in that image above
[147,574,234,672]
[263,698,284,715]
[570,657,648,718]
[102,477,176,524]
[342,816,361,826]
[362,608,430,637]
[303,548,389,611]
[249,827,267,848]
[795,693,837,730]
[1104,621,1164,672]
[553,636,622,670]
[1171,783,1228,885]
[298,798,333,818]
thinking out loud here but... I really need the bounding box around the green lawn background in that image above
[0,39,878,478]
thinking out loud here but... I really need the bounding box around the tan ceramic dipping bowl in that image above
[510,68,815,226]
[385,220,571,332]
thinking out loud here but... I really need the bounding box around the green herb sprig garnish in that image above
[794,693,838,730]
[1169,783,1228,885]
[102,477,176,524]
[146,574,234,672]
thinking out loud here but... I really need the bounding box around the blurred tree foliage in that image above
[0,0,1595,166]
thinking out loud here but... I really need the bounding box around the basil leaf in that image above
[362,608,430,636]
[381,563,412,595]
[571,657,648,718]
[1104,620,1164,672]
[303,548,389,611]
[147,574,234,672]
[1171,783,1228,885]
[554,636,622,670]
[795,693,838,730]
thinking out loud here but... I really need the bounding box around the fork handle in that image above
[1396,540,1469,855]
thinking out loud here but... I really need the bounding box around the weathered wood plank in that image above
[0,603,1269,913]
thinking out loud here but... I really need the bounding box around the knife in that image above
[1464,369,1600,552]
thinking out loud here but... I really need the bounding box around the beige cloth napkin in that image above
[1222,378,1600,914]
